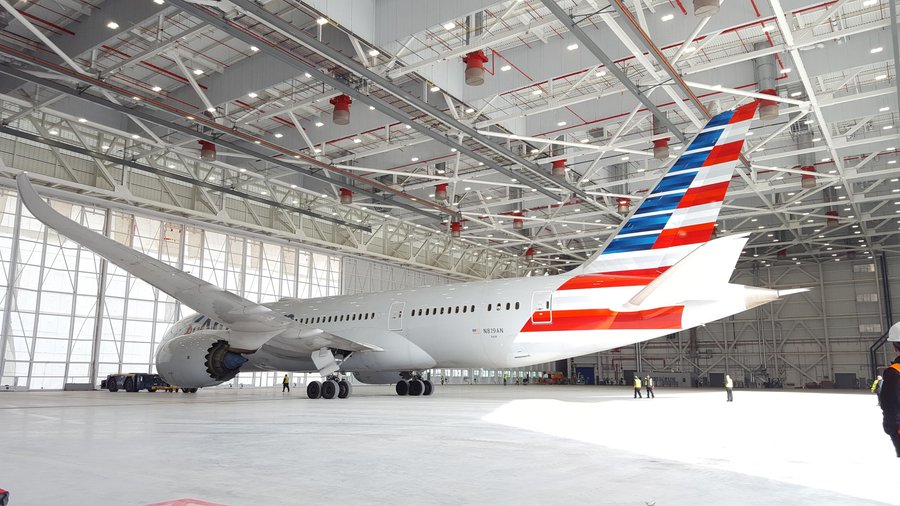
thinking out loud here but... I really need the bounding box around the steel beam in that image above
[0,123,370,231]
[175,0,589,205]
[0,57,449,221]
[539,0,685,143]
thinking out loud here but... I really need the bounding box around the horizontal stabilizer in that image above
[623,233,750,310]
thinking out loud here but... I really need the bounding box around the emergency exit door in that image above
[531,291,553,324]
[388,302,405,331]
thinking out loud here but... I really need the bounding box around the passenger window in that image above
[515,302,520,310]
[440,307,445,315]
[471,305,475,312]
[487,304,492,312]
[506,303,510,310]
[425,308,430,316]
[462,305,467,313]
[496,303,501,311]
[455,306,459,314]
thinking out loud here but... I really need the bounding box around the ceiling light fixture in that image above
[368,49,380,57]
[316,17,328,25]
[274,133,283,138]
[871,47,884,54]
[661,13,674,21]
[876,74,888,81]
[443,21,455,30]
[500,65,511,72]
[881,106,891,112]
[106,21,119,30]
[193,68,204,75]
[532,89,542,95]
[151,86,162,92]
[314,121,324,127]
[430,85,440,92]
[250,45,259,52]
[557,121,567,126]
[411,157,419,162]
[247,92,258,98]
[566,43,579,51]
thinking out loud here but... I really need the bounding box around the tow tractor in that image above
[101,373,197,393]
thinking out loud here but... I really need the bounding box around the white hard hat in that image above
[888,322,900,342]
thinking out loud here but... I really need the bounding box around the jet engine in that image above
[155,332,248,388]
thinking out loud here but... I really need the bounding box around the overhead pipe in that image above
[753,42,779,121]
[652,114,669,160]
[693,0,720,17]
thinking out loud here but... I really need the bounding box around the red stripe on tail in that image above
[557,267,669,290]
[520,306,684,332]
[677,181,730,208]
[652,222,716,249]
[703,140,744,167]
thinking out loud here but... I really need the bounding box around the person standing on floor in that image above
[282,374,290,393]
[633,375,642,399]
[645,375,655,399]
[872,375,883,396]
[725,374,734,402]
[879,323,900,457]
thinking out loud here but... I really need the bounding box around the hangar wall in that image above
[576,255,900,388]
[0,189,342,390]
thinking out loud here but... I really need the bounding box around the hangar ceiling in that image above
[0,0,895,279]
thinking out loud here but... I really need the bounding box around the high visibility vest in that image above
[634,378,642,388]
[647,378,653,387]
[283,375,289,383]
[725,377,733,388]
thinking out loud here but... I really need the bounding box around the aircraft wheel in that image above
[181,388,190,393]
[395,379,409,396]
[423,380,434,396]
[307,381,322,399]
[338,380,352,399]
[189,388,198,393]
[408,379,424,396]
[322,380,338,399]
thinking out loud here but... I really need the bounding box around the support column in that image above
[88,208,111,387]
[0,196,23,385]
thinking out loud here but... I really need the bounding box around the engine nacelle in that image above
[155,332,248,388]
[353,371,405,385]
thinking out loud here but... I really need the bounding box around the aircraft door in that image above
[388,301,405,331]
[531,291,553,324]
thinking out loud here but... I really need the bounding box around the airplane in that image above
[16,99,805,400]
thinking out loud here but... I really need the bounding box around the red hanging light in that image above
[759,89,779,121]
[551,159,566,176]
[826,210,839,227]
[339,188,353,205]
[435,183,448,201]
[513,212,524,231]
[525,247,535,261]
[450,221,462,238]
[801,166,817,189]
[617,197,631,216]
[198,140,216,161]
[463,50,489,86]
[329,94,352,125]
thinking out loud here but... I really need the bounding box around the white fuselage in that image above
[159,271,756,376]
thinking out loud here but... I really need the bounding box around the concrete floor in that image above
[0,385,895,506]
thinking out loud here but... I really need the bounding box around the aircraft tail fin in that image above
[579,100,759,276]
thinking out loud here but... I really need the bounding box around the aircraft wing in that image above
[17,175,292,350]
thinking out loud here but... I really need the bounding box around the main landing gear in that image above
[306,347,352,399]
[395,373,434,396]
[306,374,353,400]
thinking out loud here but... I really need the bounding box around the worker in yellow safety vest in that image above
[872,376,883,395]
[633,375,642,399]
[282,374,290,393]
[725,374,734,402]
[879,323,900,457]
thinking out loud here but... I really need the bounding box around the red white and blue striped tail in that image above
[581,100,759,275]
